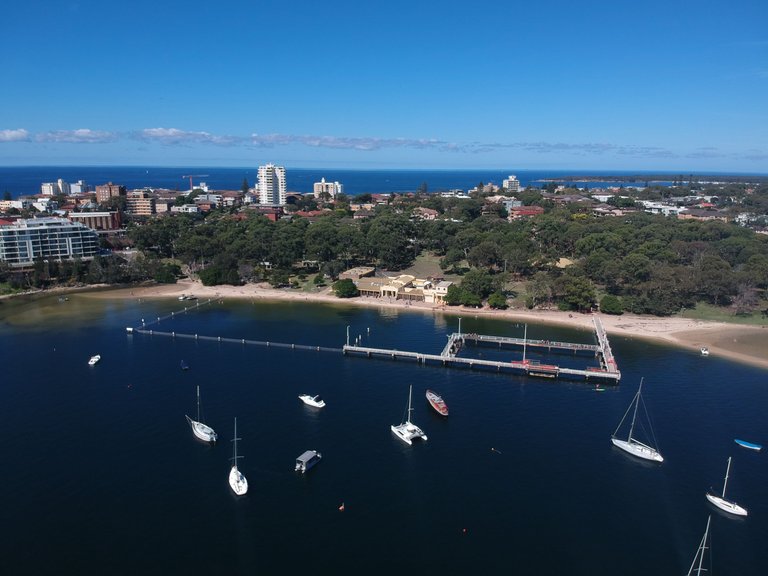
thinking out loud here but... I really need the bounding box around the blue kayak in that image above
[734,439,762,451]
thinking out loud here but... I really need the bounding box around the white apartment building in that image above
[313,177,343,199]
[258,163,287,206]
[502,175,520,193]
[0,217,100,267]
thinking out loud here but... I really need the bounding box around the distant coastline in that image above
[536,173,768,184]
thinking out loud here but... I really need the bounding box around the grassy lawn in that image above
[400,253,462,282]
[679,302,768,326]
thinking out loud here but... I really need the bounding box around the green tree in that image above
[488,292,508,309]
[333,278,359,298]
[600,294,623,314]
[460,268,495,299]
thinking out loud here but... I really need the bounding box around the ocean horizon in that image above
[2,166,766,199]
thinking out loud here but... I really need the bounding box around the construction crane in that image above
[181,174,209,191]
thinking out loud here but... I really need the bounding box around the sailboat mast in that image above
[407,385,413,423]
[628,378,643,441]
[687,515,711,576]
[196,385,201,422]
[722,456,732,498]
[522,324,528,362]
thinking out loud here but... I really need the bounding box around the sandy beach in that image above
[79,279,768,372]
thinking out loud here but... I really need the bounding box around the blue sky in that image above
[1,0,766,171]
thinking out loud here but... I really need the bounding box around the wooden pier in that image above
[127,300,620,383]
[343,316,621,383]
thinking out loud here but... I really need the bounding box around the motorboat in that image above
[700,347,710,356]
[734,438,762,451]
[88,355,101,366]
[391,385,427,445]
[299,394,326,408]
[295,450,322,473]
[425,389,449,416]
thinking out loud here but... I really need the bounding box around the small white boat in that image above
[228,417,248,496]
[706,456,747,516]
[298,394,326,408]
[185,385,217,443]
[178,294,187,301]
[88,355,101,366]
[700,347,710,356]
[611,378,663,463]
[295,450,322,473]
[391,385,427,445]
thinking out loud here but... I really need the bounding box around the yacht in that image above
[391,385,427,445]
[299,394,326,408]
[88,355,101,366]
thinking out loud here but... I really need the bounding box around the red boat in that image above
[426,390,449,416]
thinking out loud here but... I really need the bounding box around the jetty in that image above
[343,317,621,383]
[127,301,620,383]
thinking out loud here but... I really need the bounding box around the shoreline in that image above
[77,279,768,372]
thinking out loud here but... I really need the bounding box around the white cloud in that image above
[0,128,30,142]
[36,129,117,143]
[138,127,242,145]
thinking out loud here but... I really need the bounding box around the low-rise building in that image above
[95,182,127,204]
[125,191,156,216]
[67,211,122,232]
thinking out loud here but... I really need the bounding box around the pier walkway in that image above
[126,301,620,383]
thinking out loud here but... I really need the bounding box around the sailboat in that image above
[391,385,428,445]
[228,417,248,496]
[706,456,747,516]
[611,378,663,462]
[185,386,217,443]
[686,516,712,576]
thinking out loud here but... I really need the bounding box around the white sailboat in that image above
[391,385,427,445]
[706,456,747,516]
[686,515,712,576]
[185,385,217,443]
[228,417,248,496]
[611,378,664,462]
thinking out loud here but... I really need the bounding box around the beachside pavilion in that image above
[354,274,453,304]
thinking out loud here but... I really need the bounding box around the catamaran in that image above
[686,516,712,576]
[228,417,248,496]
[706,456,747,516]
[185,385,217,443]
[611,378,663,462]
[391,385,427,445]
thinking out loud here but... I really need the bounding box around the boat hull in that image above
[734,439,762,451]
[706,493,747,516]
[229,466,248,495]
[425,390,449,416]
[298,395,326,408]
[391,422,428,445]
[186,415,217,443]
[611,437,664,462]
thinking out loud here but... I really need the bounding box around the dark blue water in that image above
[3,166,759,198]
[1,295,767,575]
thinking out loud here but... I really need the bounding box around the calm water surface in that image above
[1,295,766,575]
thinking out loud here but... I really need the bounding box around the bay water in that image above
[1,294,766,575]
